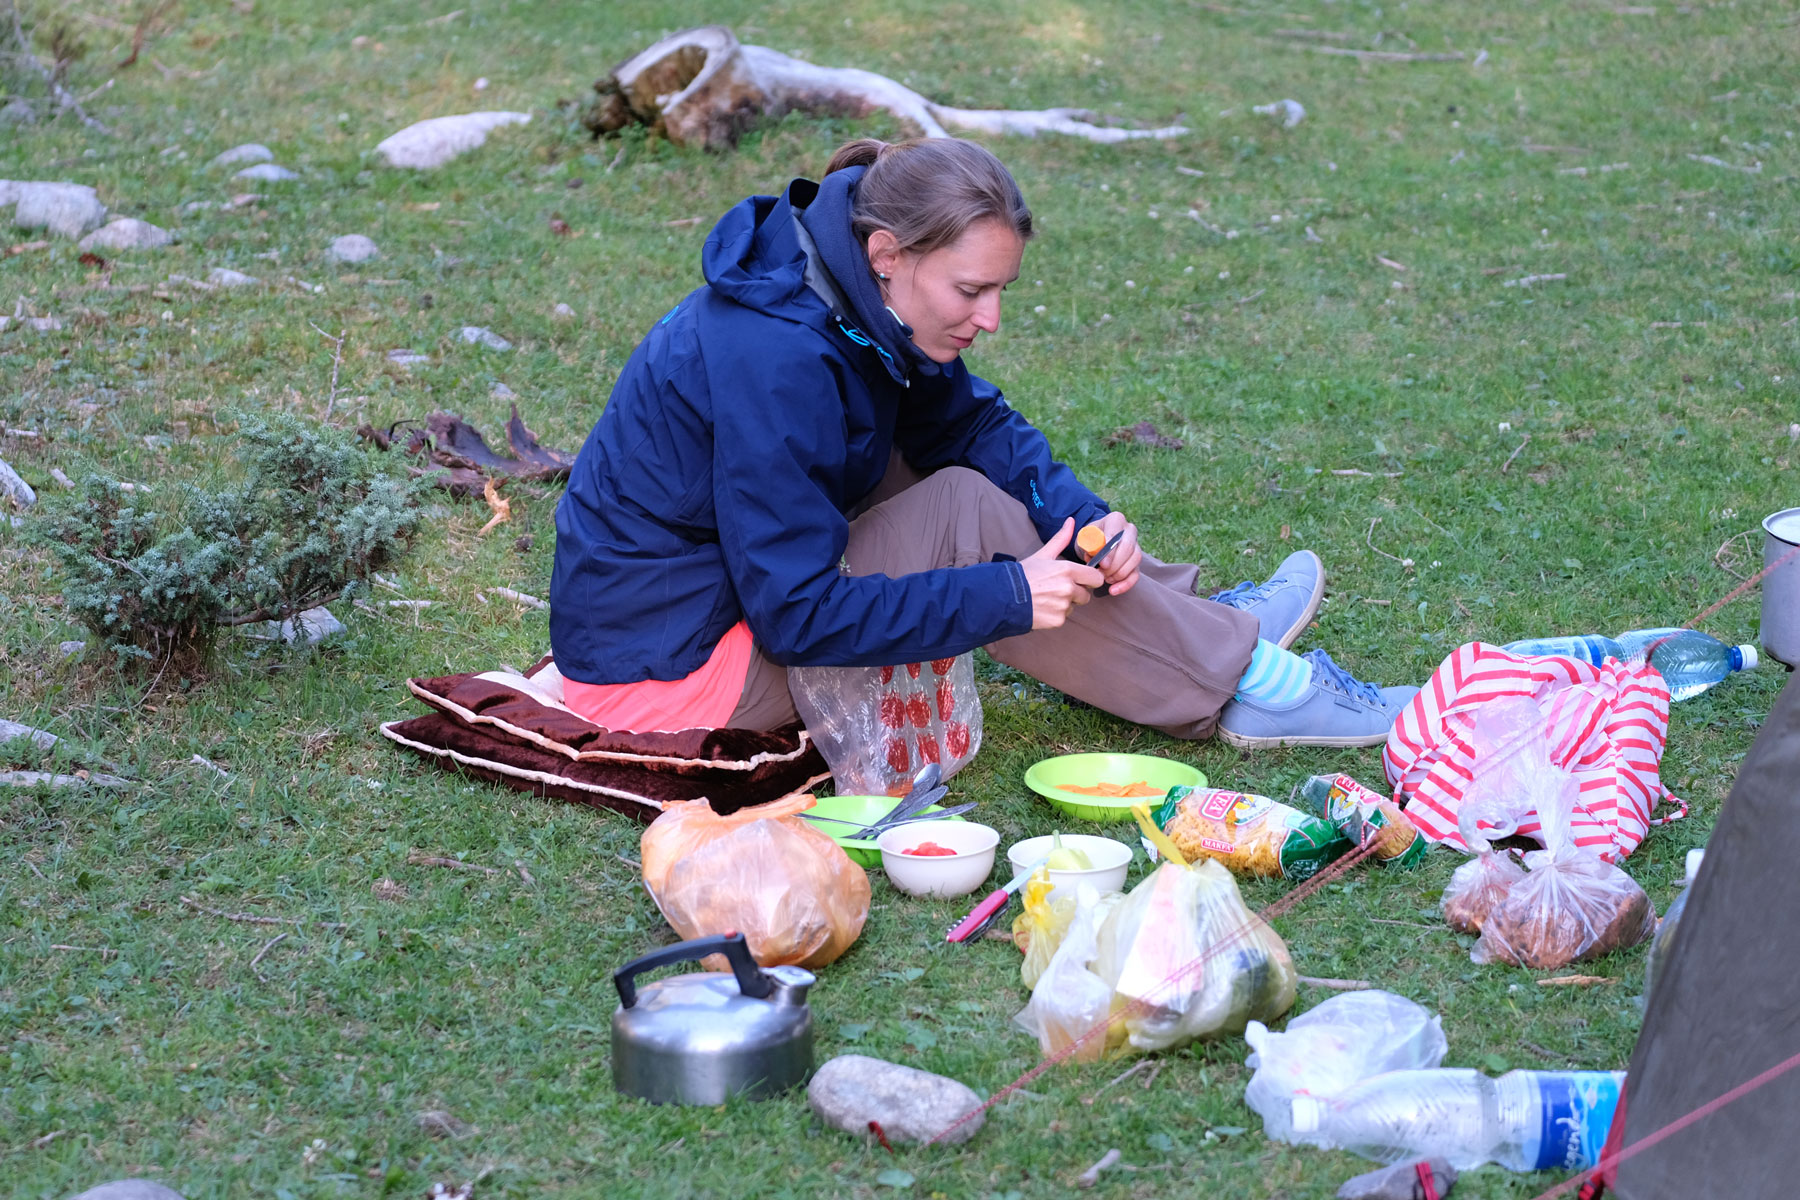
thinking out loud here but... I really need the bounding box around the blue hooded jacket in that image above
[549,169,1111,685]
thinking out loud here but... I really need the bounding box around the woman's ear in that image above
[865,229,901,281]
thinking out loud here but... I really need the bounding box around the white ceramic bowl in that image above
[877,821,1000,898]
[1007,834,1134,900]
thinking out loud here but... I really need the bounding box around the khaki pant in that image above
[729,461,1259,740]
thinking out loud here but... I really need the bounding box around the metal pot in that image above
[610,932,815,1105]
[1762,508,1800,667]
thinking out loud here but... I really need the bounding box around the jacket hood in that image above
[700,190,815,319]
[700,173,942,386]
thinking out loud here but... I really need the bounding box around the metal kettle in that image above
[610,932,815,1105]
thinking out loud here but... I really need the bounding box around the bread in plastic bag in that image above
[1459,701,1655,968]
[640,792,871,969]
[1442,852,1527,934]
[1243,990,1448,1145]
[788,656,981,796]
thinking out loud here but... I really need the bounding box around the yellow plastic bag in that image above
[640,793,871,969]
[1013,870,1125,990]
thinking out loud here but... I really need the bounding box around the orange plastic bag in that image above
[640,793,871,969]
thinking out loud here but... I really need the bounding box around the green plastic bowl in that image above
[800,794,963,868]
[1023,753,1206,823]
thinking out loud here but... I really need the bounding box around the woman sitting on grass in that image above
[550,136,1417,746]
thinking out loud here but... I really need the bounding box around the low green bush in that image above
[44,414,422,664]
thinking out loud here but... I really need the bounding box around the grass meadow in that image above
[2,0,1795,1196]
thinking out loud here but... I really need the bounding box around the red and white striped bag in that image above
[1383,642,1686,861]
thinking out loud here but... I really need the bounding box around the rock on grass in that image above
[79,218,173,252]
[459,326,512,351]
[69,1182,187,1200]
[207,268,259,288]
[327,234,378,263]
[807,1054,985,1145]
[209,143,274,168]
[233,163,299,183]
[375,111,531,169]
[3,181,107,239]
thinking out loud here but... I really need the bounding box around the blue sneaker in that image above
[1206,549,1325,649]
[1217,649,1420,749]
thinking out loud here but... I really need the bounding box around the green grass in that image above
[2,0,1794,1196]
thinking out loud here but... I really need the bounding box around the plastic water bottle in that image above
[1289,1068,1625,1172]
[1504,627,1757,701]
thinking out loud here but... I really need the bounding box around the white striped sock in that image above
[1235,639,1313,706]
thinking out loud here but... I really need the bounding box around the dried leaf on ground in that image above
[478,477,512,536]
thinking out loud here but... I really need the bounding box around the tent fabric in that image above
[1603,670,1800,1199]
[1382,641,1682,861]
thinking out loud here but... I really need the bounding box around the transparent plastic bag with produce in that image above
[1013,883,1117,1061]
[1093,861,1297,1054]
[1151,786,1352,880]
[1243,990,1449,1146]
[788,655,981,796]
[640,793,871,969]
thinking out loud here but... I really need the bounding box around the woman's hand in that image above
[1020,519,1104,630]
[1090,511,1143,597]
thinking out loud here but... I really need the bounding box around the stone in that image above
[1337,1158,1457,1200]
[57,641,86,658]
[806,1054,985,1146]
[233,163,298,183]
[279,606,345,643]
[552,302,575,319]
[6,181,108,239]
[206,267,259,287]
[0,99,36,127]
[387,349,430,367]
[25,316,63,332]
[68,1181,188,1200]
[375,111,531,169]
[208,143,274,168]
[326,233,378,263]
[0,458,36,509]
[78,218,173,252]
[459,326,512,351]
[490,382,517,399]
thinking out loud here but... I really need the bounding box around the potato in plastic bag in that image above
[640,793,870,969]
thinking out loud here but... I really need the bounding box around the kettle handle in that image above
[613,931,775,1010]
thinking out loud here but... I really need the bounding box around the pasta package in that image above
[1151,786,1353,880]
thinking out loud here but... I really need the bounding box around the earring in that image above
[876,271,889,280]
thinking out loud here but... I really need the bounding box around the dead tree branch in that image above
[584,26,1188,150]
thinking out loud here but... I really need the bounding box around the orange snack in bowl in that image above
[1076,523,1108,559]
[1059,780,1164,798]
